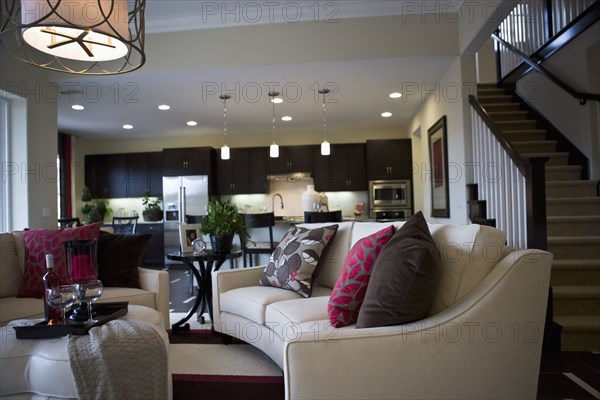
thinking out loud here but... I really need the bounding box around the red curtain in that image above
[58,133,72,218]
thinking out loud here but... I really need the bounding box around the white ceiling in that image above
[56,1,467,140]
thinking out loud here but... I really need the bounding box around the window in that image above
[0,95,8,232]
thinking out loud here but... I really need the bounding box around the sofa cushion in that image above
[427,223,507,314]
[220,285,332,325]
[266,296,331,341]
[298,221,354,289]
[328,225,395,328]
[18,224,101,298]
[98,287,156,310]
[0,297,44,326]
[0,233,22,298]
[259,224,338,297]
[97,232,152,289]
[349,222,402,248]
[356,212,441,328]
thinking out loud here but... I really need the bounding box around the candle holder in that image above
[64,239,101,323]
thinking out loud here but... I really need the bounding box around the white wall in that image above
[408,54,477,225]
[1,55,58,230]
[516,23,600,179]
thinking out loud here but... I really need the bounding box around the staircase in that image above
[476,83,600,351]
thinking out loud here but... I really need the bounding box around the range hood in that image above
[267,172,312,182]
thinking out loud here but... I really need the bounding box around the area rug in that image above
[169,329,284,400]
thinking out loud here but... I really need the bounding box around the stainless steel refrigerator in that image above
[163,175,209,264]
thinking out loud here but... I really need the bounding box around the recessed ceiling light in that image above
[389,92,402,98]
[123,124,133,129]
[71,104,84,110]
[381,112,392,118]
[270,98,283,104]
[281,116,292,121]
[158,104,170,110]
[187,121,197,126]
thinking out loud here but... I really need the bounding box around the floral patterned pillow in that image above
[17,224,101,298]
[328,225,395,328]
[259,224,338,297]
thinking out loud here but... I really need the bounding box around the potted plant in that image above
[80,186,112,224]
[142,192,163,222]
[200,200,248,253]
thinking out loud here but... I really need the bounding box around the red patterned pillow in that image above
[328,225,395,328]
[17,224,101,298]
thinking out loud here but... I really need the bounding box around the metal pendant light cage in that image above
[0,0,146,75]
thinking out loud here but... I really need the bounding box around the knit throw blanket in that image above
[68,319,168,400]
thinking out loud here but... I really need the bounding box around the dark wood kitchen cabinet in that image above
[366,139,413,181]
[86,153,163,199]
[126,152,163,197]
[85,154,127,198]
[267,145,315,175]
[217,147,268,194]
[313,144,367,192]
[136,223,164,268]
[163,147,214,176]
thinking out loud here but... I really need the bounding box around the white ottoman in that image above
[0,305,171,400]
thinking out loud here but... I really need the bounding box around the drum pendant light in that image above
[0,0,146,75]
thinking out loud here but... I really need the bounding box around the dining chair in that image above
[112,216,139,235]
[240,213,278,268]
[58,217,80,229]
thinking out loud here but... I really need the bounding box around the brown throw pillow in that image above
[97,231,152,288]
[356,211,441,328]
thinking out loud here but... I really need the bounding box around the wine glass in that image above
[45,285,78,325]
[75,280,104,324]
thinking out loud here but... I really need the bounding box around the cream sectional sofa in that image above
[0,231,170,327]
[212,221,553,400]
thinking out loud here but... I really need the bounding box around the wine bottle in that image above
[43,254,62,324]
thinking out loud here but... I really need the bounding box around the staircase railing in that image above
[469,95,548,250]
[494,0,600,104]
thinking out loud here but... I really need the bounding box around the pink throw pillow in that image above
[17,224,101,298]
[328,225,395,328]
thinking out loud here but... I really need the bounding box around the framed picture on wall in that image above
[428,116,450,218]
[179,223,202,253]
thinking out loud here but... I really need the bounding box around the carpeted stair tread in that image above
[547,197,600,205]
[553,259,600,269]
[547,216,600,236]
[554,315,600,331]
[546,165,583,173]
[547,215,600,223]
[488,111,530,120]
[546,180,598,188]
[521,152,569,165]
[552,285,600,299]
[548,236,600,244]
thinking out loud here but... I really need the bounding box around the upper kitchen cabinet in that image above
[85,154,127,198]
[163,147,215,176]
[85,152,163,199]
[366,139,413,181]
[313,144,367,191]
[126,152,163,197]
[267,145,315,175]
[217,147,268,195]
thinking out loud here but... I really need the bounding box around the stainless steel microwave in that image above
[369,180,412,209]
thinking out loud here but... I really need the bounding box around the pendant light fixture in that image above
[269,91,280,158]
[220,94,231,160]
[319,88,331,156]
[0,0,146,75]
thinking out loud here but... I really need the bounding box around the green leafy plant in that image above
[142,191,162,221]
[200,200,248,240]
[80,186,112,224]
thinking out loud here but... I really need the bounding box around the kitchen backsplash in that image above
[225,178,368,218]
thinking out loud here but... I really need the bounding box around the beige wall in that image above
[408,54,477,225]
[1,55,58,230]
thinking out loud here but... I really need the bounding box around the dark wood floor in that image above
[167,267,600,399]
